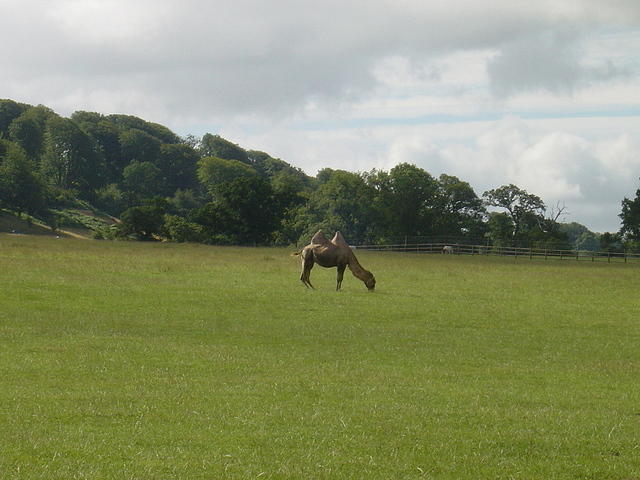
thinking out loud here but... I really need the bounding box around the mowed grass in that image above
[1,235,639,479]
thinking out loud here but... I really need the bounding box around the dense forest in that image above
[1,98,639,251]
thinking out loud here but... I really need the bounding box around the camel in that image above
[293,230,376,291]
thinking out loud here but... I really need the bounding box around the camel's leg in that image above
[300,251,315,289]
[336,264,346,291]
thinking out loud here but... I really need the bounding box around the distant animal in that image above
[293,230,376,291]
[442,245,454,254]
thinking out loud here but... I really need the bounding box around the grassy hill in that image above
[0,205,118,239]
[1,236,639,479]
[0,210,61,236]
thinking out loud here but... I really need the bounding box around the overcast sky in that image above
[2,0,640,232]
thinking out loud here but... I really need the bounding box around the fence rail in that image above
[355,242,640,264]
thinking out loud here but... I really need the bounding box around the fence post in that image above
[529,248,533,260]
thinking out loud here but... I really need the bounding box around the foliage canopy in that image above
[1,98,631,250]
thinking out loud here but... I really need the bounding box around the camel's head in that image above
[365,273,376,291]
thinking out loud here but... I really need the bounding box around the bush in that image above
[94,184,126,216]
[119,204,165,240]
[163,215,203,243]
[93,225,119,240]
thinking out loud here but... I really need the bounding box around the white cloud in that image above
[597,134,640,177]
[3,0,638,119]
[486,29,630,97]
[227,115,639,232]
[1,0,639,232]
[510,133,589,200]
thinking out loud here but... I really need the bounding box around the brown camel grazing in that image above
[293,230,376,291]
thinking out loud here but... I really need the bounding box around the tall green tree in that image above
[600,232,624,253]
[259,169,309,245]
[300,169,375,244]
[189,202,238,244]
[72,111,123,183]
[483,184,545,245]
[108,114,180,144]
[119,129,162,166]
[0,139,46,214]
[199,134,249,163]
[121,160,164,205]
[157,144,199,194]
[41,116,106,197]
[366,163,439,240]
[575,231,600,251]
[8,106,54,161]
[559,222,592,248]
[94,183,126,216]
[482,184,571,248]
[526,213,569,249]
[167,189,204,217]
[0,99,28,135]
[197,156,257,199]
[620,184,640,244]
[247,149,313,188]
[271,170,308,212]
[191,176,278,244]
[433,174,486,238]
[486,212,514,246]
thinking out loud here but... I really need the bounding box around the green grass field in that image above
[1,235,639,479]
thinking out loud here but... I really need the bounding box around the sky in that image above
[2,0,640,232]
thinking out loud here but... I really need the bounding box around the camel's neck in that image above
[347,256,372,281]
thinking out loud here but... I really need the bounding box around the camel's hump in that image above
[331,231,350,247]
[311,230,329,245]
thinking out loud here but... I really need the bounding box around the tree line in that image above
[1,98,638,251]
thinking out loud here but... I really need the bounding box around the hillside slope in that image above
[0,208,117,239]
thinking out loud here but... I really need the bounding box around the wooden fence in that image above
[355,242,640,264]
